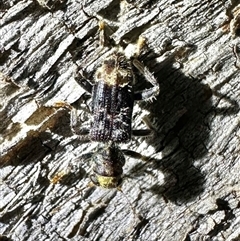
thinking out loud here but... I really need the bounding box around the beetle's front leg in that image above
[75,67,93,94]
[133,59,160,101]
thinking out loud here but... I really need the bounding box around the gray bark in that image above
[0,0,240,240]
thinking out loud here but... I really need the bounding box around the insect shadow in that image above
[127,47,239,204]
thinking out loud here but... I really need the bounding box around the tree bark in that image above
[1,0,240,240]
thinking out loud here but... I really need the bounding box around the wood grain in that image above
[0,0,240,240]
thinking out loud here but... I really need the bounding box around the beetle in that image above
[66,21,160,188]
[73,21,160,144]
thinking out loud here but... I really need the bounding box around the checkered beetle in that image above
[52,17,160,189]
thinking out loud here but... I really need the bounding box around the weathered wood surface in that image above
[0,0,240,240]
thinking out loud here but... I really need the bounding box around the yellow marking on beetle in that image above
[95,62,131,87]
[96,175,120,188]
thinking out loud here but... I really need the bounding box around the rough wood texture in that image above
[1,0,240,240]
